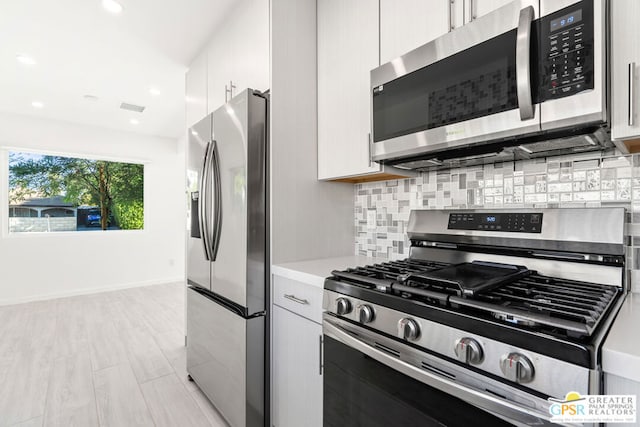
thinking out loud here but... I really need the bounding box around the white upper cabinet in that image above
[380,0,459,64]
[380,0,513,64]
[205,0,269,115]
[317,0,417,180]
[207,24,232,114]
[611,0,640,146]
[186,51,207,128]
[463,0,513,24]
[231,0,270,97]
[317,0,383,180]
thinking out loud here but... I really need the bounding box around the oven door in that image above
[371,0,541,163]
[323,314,553,427]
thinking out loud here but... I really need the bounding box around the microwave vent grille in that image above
[523,134,600,153]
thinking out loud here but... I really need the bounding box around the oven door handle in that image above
[516,5,535,121]
[323,318,550,426]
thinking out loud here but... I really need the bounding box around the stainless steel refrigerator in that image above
[186,89,268,427]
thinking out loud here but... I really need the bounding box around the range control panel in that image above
[448,212,543,233]
[539,0,594,101]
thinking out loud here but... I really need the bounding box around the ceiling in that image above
[0,0,237,139]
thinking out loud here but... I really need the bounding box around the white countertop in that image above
[602,293,640,382]
[272,255,382,288]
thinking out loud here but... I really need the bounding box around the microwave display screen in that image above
[550,9,582,32]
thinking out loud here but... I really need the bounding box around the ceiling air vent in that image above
[120,102,145,113]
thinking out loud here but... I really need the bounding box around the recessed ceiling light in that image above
[31,101,44,109]
[83,94,99,102]
[130,118,139,125]
[149,87,161,96]
[102,0,123,14]
[16,54,36,65]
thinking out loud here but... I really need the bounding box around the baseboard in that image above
[0,277,185,306]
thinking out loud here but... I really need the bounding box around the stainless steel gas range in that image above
[322,208,627,426]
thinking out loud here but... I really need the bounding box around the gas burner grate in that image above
[465,274,622,336]
[336,259,449,282]
[329,258,622,338]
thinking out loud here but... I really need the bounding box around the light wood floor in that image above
[0,282,229,427]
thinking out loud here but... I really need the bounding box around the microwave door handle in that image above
[516,5,535,121]
[199,141,213,261]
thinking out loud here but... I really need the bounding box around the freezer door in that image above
[186,287,265,427]
[187,115,214,291]
[210,91,267,314]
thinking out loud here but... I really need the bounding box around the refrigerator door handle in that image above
[199,141,214,261]
[210,141,223,261]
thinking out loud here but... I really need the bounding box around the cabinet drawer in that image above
[273,275,323,323]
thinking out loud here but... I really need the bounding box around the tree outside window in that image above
[8,152,144,232]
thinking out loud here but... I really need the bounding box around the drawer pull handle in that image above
[284,294,309,305]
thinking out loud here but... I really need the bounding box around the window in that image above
[9,207,38,218]
[8,151,144,233]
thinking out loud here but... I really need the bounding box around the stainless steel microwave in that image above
[371,0,612,170]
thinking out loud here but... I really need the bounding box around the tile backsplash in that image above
[354,151,640,292]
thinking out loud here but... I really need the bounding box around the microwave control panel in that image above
[447,213,543,233]
[539,0,594,101]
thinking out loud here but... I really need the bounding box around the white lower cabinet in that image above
[272,299,323,427]
[604,374,640,427]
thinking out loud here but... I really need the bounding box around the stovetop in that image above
[325,208,627,397]
[329,258,622,340]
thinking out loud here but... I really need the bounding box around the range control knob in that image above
[500,353,535,384]
[398,318,421,341]
[335,297,352,316]
[357,304,375,324]
[454,337,484,365]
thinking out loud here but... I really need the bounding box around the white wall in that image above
[270,0,355,264]
[0,112,185,304]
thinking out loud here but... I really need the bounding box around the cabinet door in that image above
[208,0,269,113]
[317,0,381,179]
[272,305,323,427]
[230,0,270,96]
[207,24,232,114]
[186,51,208,128]
[380,0,457,64]
[465,0,513,23]
[611,0,640,142]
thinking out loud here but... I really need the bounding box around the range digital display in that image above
[550,9,582,32]
[448,212,543,233]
